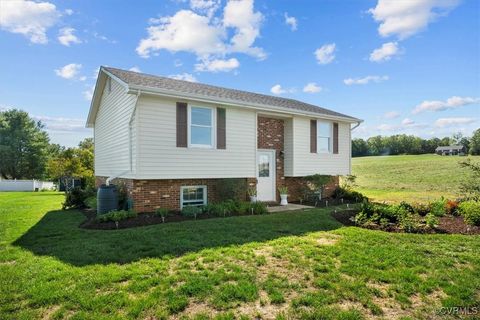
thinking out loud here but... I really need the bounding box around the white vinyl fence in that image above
[0,179,56,192]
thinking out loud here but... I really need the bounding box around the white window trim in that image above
[317,120,333,154]
[188,105,216,149]
[180,185,208,208]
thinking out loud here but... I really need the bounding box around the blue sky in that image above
[1,0,479,147]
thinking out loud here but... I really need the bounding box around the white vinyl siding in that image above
[287,117,350,177]
[94,77,136,177]
[136,95,256,179]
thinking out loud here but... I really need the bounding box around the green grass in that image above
[352,154,478,203]
[1,192,479,319]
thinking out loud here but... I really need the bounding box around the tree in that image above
[47,138,94,190]
[470,128,480,155]
[352,138,369,157]
[367,136,385,155]
[0,109,50,179]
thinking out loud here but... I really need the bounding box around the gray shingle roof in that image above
[103,67,359,121]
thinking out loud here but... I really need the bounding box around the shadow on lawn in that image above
[14,208,342,266]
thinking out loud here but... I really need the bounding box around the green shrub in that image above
[333,187,367,202]
[96,210,137,223]
[398,212,423,233]
[458,201,480,226]
[182,206,202,219]
[155,208,169,222]
[429,198,447,217]
[425,213,439,228]
[412,203,430,216]
[63,187,95,209]
[249,202,268,215]
[84,196,97,209]
[237,201,251,215]
[399,201,414,214]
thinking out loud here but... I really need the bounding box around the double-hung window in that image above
[189,106,214,148]
[181,186,207,208]
[317,121,332,153]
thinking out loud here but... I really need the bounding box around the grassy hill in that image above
[352,154,478,203]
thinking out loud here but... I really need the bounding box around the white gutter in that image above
[350,121,362,131]
[127,84,362,124]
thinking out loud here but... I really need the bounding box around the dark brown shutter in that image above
[310,120,317,153]
[217,108,226,149]
[333,122,339,154]
[176,102,187,147]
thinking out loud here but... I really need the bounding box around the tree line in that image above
[352,131,480,157]
[0,109,94,188]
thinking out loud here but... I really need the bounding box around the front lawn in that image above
[1,192,479,319]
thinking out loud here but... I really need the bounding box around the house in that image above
[86,67,362,212]
[435,145,466,156]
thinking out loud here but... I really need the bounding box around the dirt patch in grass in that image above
[330,209,358,226]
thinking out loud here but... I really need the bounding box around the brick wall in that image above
[96,176,257,213]
[257,116,285,201]
[285,176,339,203]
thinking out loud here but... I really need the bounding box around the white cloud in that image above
[32,114,87,133]
[129,66,141,72]
[303,82,322,93]
[270,84,295,95]
[369,42,399,62]
[413,96,480,114]
[168,73,198,82]
[284,13,297,31]
[271,84,286,95]
[83,84,95,101]
[402,118,415,125]
[58,27,81,46]
[435,117,476,127]
[54,63,82,80]
[344,75,389,85]
[369,0,460,40]
[0,0,60,44]
[93,32,117,44]
[190,0,220,17]
[174,59,183,67]
[383,111,400,119]
[223,0,265,59]
[314,43,336,65]
[65,9,74,16]
[136,0,265,72]
[195,58,240,72]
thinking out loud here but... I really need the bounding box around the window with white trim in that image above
[317,121,332,153]
[180,186,207,208]
[189,106,214,148]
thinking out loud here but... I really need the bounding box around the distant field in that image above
[352,154,477,203]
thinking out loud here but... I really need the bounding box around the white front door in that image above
[257,150,275,201]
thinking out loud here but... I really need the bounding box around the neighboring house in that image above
[86,67,362,212]
[435,145,466,156]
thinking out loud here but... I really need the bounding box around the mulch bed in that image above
[330,210,480,235]
[437,215,480,235]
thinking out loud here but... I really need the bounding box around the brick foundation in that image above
[284,176,339,203]
[95,176,257,213]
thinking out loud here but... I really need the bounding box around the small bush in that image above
[84,196,97,209]
[155,208,169,222]
[458,201,480,226]
[411,203,430,216]
[63,187,95,209]
[425,213,439,228]
[333,187,367,202]
[429,198,447,217]
[249,202,268,215]
[446,200,459,216]
[96,210,137,223]
[399,201,414,214]
[182,206,202,219]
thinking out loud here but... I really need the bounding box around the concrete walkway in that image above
[267,203,314,213]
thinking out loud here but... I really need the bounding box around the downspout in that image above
[105,90,141,186]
